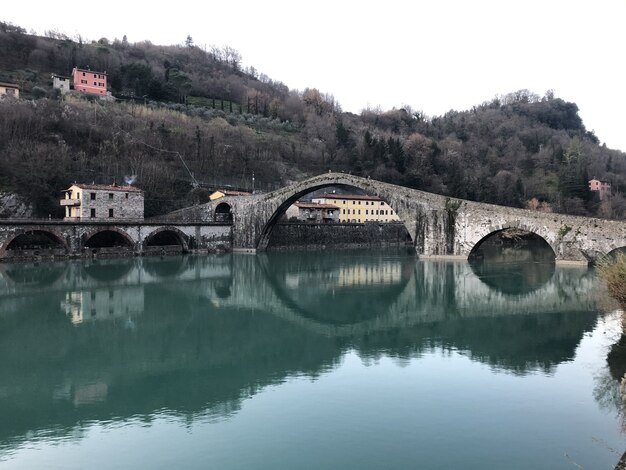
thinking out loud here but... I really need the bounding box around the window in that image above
[94,81,97,86]
[90,208,96,218]
[90,192,96,200]
[81,79,87,84]
[342,209,345,214]
[380,202,384,205]
[5,88,15,96]
[358,210,361,215]
[109,209,114,218]
[352,201,355,205]
[109,193,114,200]
[77,192,80,199]
[342,200,345,204]
[125,193,129,199]
[82,72,86,76]
[366,210,369,215]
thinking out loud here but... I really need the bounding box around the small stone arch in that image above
[254,180,413,251]
[82,228,135,251]
[143,227,189,253]
[215,202,233,223]
[468,223,557,261]
[603,246,626,259]
[0,229,68,258]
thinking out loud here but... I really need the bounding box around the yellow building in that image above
[312,193,400,223]
[0,82,19,99]
[209,189,251,201]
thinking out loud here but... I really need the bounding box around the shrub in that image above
[597,252,626,306]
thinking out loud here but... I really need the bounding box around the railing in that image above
[59,199,80,206]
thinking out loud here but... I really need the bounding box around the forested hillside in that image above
[1,21,625,218]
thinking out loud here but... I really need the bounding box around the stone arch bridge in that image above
[164,172,626,264]
[0,220,230,260]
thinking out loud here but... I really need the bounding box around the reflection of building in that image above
[285,201,339,222]
[71,67,107,95]
[284,261,403,289]
[0,81,19,99]
[62,286,144,324]
[61,183,144,220]
[589,178,611,200]
[336,262,403,287]
[312,193,400,223]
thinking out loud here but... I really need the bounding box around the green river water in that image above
[0,250,624,469]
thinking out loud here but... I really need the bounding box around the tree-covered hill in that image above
[1,21,625,219]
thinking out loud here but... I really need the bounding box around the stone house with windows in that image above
[71,67,107,96]
[61,183,144,220]
[312,193,400,223]
[0,82,19,99]
[285,201,339,223]
[52,74,71,94]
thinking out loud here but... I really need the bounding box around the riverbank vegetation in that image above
[1,21,626,218]
[597,253,626,306]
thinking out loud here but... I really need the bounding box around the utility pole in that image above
[252,171,255,193]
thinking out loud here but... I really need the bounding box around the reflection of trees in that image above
[608,333,626,381]
[0,288,341,448]
[0,253,605,451]
[351,311,597,374]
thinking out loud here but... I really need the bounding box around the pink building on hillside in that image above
[589,178,612,200]
[71,67,107,95]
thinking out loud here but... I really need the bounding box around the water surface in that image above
[0,251,623,469]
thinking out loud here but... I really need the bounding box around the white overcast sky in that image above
[4,0,625,151]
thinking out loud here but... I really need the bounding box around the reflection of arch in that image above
[143,227,189,252]
[83,261,133,282]
[469,260,555,296]
[215,203,233,223]
[0,263,67,287]
[256,183,412,250]
[83,228,134,249]
[259,251,415,326]
[143,256,188,279]
[0,229,67,256]
[468,227,556,261]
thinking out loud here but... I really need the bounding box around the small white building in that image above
[61,183,144,220]
[52,74,71,94]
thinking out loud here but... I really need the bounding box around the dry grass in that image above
[597,253,626,306]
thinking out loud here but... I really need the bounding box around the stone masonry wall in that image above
[266,222,412,250]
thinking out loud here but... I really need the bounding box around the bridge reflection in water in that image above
[0,252,604,454]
